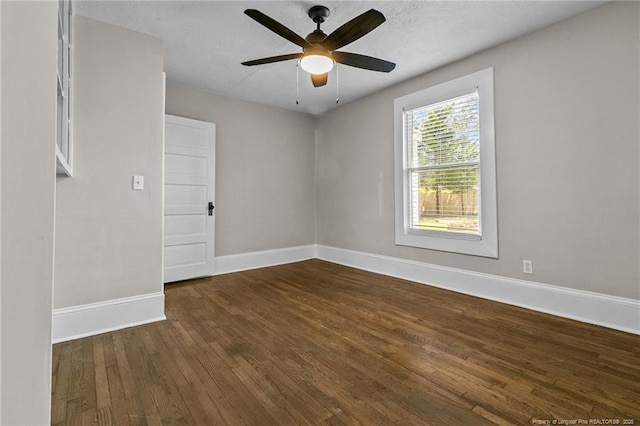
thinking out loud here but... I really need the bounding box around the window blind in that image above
[405,91,481,235]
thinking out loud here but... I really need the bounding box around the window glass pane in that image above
[409,165,479,235]
[407,92,479,168]
[57,38,63,84]
[57,94,63,152]
[61,93,68,156]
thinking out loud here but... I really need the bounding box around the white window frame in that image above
[394,67,498,258]
[56,0,73,176]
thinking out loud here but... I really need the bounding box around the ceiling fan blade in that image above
[242,53,303,66]
[333,51,396,73]
[311,73,328,87]
[321,9,386,51]
[245,9,311,49]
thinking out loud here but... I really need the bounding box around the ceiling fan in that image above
[241,5,396,88]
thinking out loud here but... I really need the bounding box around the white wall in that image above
[166,86,316,257]
[0,2,57,424]
[54,16,164,309]
[316,2,640,300]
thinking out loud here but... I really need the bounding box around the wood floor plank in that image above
[52,260,640,425]
[51,342,72,425]
[93,340,111,410]
[101,335,128,425]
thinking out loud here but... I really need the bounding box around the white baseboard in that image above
[316,245,640,335]
[212,244,316,276]
[52,292,166,343]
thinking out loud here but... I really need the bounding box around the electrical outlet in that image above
[523,259,533,274]
[132,175,144,190]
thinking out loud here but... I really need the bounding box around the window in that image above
[56,0,73,176]
[394,68,497,258]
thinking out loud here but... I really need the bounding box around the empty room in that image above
[1,0,639,424]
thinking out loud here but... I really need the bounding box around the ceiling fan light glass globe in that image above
[300,53,334,74]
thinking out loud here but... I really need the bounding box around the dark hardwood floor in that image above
[51,259,640,425]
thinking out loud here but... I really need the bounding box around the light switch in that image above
[132,175,144,190]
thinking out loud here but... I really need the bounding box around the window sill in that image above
[395,230,498,258]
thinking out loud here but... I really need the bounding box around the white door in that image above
[164,115,215,283]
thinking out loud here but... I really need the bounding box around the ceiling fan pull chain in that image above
[296,61,300,105]
[336,64,340,104]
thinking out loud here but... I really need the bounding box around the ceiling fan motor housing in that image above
[305,29,328,46]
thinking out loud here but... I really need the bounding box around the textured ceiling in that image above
[75,1,605,116]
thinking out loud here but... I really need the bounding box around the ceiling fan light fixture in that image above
[300,50,334,74]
